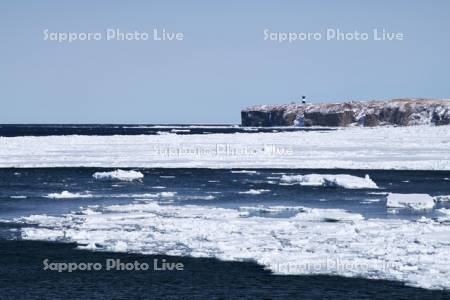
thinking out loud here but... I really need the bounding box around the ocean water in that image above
[1,240,449,299]
[1,125,450,298]
[1,168,450,298]
[0,124,332,137]
[1,168,449,222]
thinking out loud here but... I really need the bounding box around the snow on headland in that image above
[281,174,378,189]
[242,99,450,127]
[17,201,450,290]
[92,169,144,181]
[1,125,450,170]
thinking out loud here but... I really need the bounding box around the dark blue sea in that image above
[0,124,331,137]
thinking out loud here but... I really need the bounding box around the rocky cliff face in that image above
[241,99,450,127]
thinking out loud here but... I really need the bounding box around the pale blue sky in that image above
[1,1,449,124]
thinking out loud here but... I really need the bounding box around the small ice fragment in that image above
[93,169,144,181]
[46,191,93,199]
[238,189,270,195]
[433,195,450,202]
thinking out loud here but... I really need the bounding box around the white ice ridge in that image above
[92,169,144,181]
[17,202,450,290]
[45,191,93,199]
[387,193,435,210]
[1,126,450,170]
[280,174,378,189]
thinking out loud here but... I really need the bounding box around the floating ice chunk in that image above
[231,170,258,174]
[239,205,305,214]
[92,169,144,181]
[82,208,101,215]
[238,189,270,195]
[122,192,176,199]
[437,208,450,222]
[10,195,27,199]
[45,191,93,199]
[281,174,378,189]
[159,192,176,197]
[21,214,67,226]
[386,193,435,210]
[78,242,99,251]
[367,191,389,195]
[434,195,450,202]
[156,131,175,135]
[111,240,128,252]
[361,199,381,204]
[438,208,450,216]
[293,207,364,222]
[187,195,216,200]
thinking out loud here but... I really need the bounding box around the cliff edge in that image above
[241,99,450,127]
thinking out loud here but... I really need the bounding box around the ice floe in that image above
[292,207,364,222]
[231,170,258,174]
[45,191,93,199]
[437,208,450,222]
[386,193,435,210]
[238,189,270,195]
[280,174,378,189]
[15,201,450,290]
[2,126,450,170]
[239,205,305,214]
[361,199,381,204]
[158,192,176,197]
[367,191,389,195]
[92,169,144,181]
[434,195,450,202]
[184,195,216,200]
[114,192,176,199]
[438,208,450,215]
